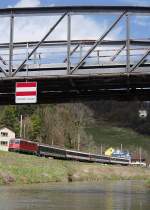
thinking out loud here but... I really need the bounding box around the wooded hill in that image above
[0,101,149,156]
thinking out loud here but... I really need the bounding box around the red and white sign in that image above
[15,82,37,104]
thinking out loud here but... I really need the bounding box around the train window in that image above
[67,151,89,157]
[15,140,20,144]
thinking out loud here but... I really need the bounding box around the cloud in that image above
[133,16,150,27]
[121,0,150,6]
[0,0,123,42]
[0,14,123,43]
[14,0,41,7]
[0,0,123,43]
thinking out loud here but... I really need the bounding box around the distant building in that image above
[0,127,15,151]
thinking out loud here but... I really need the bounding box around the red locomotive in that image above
[9,138,38,155]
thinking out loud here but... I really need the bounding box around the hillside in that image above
[0,102,149,156]
[86,122,150,155]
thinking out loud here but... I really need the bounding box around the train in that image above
[8,138,130,165]
[105,147,131,160]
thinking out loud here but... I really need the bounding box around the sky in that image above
[0,0,150,7]
[0,0,148,42]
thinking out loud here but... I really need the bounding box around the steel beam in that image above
[9,15,14,76]
[0,55,8,77]
[67,13,71,74]
[0,55,7,65]
[130,48,150,72]
[126,14,130,72]
[0,55,8,76]
[12,12,67,77]
[71,11,126,74]
[110,45,126,62]
[0,6,149,16]
[0,67,8,77]
[64,44,80,63]
[97,50,100,64]
[0,40,149,49]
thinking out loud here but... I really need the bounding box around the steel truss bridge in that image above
[0,6,150,104]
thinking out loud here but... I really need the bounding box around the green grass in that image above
[86,122,150,152]
[0,151,68,185]
[0,151,150,185]
[147,180,150,187]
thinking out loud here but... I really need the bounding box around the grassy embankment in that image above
[86,122,150,153]
[0,151,150,185]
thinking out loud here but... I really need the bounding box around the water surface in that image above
[0,181,149,210]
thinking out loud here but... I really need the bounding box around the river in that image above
[0,181,149,210]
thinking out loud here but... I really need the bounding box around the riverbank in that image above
[0,151,149,185]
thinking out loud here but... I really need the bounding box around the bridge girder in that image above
[0,74,150,105]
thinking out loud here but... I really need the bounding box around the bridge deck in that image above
[1,72,150,105]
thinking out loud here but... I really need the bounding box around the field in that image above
[0,151,150,185]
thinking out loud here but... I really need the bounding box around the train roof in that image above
[10,138,37,144]
[38,143,66,151]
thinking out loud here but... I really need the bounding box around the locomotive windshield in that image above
[9,139,21,144]
[15,139,20,144]
[9,139,15,144]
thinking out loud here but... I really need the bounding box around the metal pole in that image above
[111,45,125,62]
[97,50,100,65]
[23,124,26,138]
[100,144,103,155]
[67,13,71,74]
[26,43,29,76]
[20,115,23,138]
[139,147,142,164]
[0,67,8,77]
[0,55,7,66]
[34,52,36,64]
[9,15,14,76]
[121,144,122,152]
[64,44,79,63]
[126,14,130,73]
[77,126,80,151]
[79,45,83,62]
[130,48,150,72]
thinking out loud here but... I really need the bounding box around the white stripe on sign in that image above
[15,96,37,104]
[16,87,37,92]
